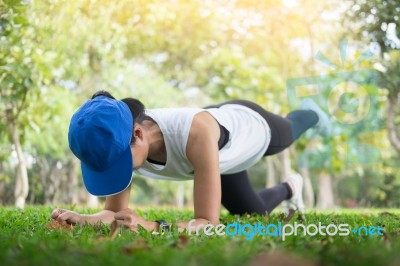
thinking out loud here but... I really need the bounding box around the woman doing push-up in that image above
[52,90,331,232]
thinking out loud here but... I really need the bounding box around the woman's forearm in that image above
[79,210,116,225]
[175,218,217,233]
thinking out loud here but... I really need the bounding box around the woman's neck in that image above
[143,120,167,163]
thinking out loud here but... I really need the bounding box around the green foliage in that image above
[0,0,34,120]
[379,50,400,97]
[0,0,399,208]
[344,0,400,54]
[344,0,400,96]
[0,206,400,265]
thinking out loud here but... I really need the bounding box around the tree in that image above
[0,0,37,208]
[344,0,400,154]
[381,51,400,153]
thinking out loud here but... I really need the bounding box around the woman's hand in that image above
[114,208,157,232]
[51,208,81,225]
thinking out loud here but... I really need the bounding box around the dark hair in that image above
[120,97,147,123]
[91,90,115,100]
[91,90,154,145]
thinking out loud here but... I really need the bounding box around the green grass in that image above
[0,206,399,266]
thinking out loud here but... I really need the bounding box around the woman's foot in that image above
[282,173,305,214]
[301,98,332,137]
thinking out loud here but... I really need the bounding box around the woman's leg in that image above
[205,99,319,156]
[221,170,292,215]
[212,100,314,215]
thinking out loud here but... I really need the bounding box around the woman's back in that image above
[135,104,271,180]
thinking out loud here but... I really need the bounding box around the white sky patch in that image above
[386,23,400,48]
[282,0,298,8]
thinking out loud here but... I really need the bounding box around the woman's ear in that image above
[133,124,144,142]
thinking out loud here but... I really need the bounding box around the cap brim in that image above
[81,147,133,197]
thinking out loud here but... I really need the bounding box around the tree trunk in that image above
[279,149,291,182]
[299,167,315,208]
[66,156,79,204]
[86,193,99,208]
[291,147,315,207]
[316,172,335,209]
[176,183,184,209]
[6,109,29,208]
[47,162,63,205]
[37,158,61,205]
[266,157,276,187]
[387,94,400,154]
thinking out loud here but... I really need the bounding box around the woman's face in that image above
[130,125,149,169]
[131,144,147,169]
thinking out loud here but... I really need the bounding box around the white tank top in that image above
[135,104,271,180]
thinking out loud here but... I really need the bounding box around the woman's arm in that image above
[51,184,132,225]
[115,111,222,232]
[177,111,222,226]
[169,128,221,231]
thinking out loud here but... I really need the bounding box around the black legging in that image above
[205,100,319,215]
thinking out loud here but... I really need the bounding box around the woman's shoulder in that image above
[145,107,204,132]
[146,107,203,117]
[147,106,201,112]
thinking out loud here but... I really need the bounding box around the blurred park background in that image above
[0,0,399,211]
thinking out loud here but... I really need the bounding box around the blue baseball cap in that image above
[68,96,134,196]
